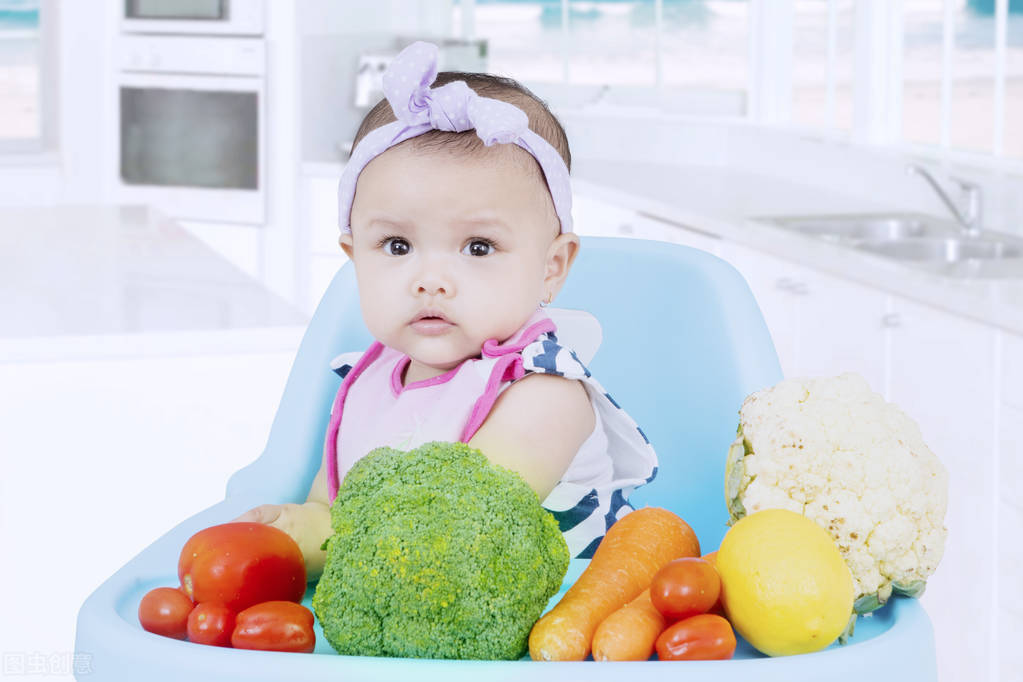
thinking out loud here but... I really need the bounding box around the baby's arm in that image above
[232,462,333,581]
[467,373,595,500]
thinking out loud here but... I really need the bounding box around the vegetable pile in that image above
[311,441,570,660]
[136,370,949,665]
[138,522,316,653]
[725,373,949,614]
[531,506,738,662]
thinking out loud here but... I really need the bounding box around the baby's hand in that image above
[233,504,284,526]
[231,503,332,580]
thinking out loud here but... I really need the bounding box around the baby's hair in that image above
[351,71,573,179]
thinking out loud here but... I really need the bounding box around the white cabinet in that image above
[791,266,888,391]
[998,332,1023,682]
[717,242,888,392]
[886,297,999,682]
[998,400,1023,682]
[718,242,800,375]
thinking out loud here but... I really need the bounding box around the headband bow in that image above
[337,41,573,234]
[385,42,529,145]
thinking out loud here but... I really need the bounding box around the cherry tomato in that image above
[138,586,195,639]
[650,557,721,621]
[655,614,736,661]
[178,522,306,612]
[231,601,316,653]
[187,602,236,647]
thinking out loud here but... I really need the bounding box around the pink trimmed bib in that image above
[321,307,659,558]
[323,310,557,501]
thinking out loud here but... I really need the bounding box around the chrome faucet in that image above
[907,163,982,237]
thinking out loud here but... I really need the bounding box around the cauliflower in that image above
[724,373,949,615]
[311,441,570,660]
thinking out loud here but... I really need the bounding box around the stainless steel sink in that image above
[764,213,961,243]
[760,212,1023,279]
[856,237,1023,262]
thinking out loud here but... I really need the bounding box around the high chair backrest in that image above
[227,236,782,550]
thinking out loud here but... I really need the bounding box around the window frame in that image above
[455,0,751,120]
[455,0,1023,175]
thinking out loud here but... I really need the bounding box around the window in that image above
[455,0,1022,165]
[458,0,751,116]
[791,0,855,133]
[900,0,1023,159]
[0,0,50,153]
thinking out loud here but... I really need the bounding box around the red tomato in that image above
[178,522,306,612]
[231,601,316,653]
[138,586,195,639]
[650,557,721,621]
[656,614,736,661]
[187,602,236,647]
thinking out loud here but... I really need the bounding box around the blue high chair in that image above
[74,237,937,680]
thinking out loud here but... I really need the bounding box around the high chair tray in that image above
[75,496,937,682]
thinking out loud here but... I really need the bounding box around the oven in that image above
[114,35,266,224]
[121,0,264,36]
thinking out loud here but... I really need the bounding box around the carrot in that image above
[528,507,700,661]
[700,551,725,615]
[591,588,666,661]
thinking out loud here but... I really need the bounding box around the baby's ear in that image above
[541,232,580,302]
[339,233,355,259]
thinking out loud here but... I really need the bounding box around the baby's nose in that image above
[413,261,454,296]
[416,280,449,296]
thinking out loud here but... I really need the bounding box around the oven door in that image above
[121,0,264,36]
[115,71,265,224]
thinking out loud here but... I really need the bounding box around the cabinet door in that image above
[887,296,998,682]
[717,242,799,377]
[998,332,1023,681]
[998,401,1023,682]
[632,212,723,256]
[793,268,888,394]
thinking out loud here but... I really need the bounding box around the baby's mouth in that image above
[410,312,455,333]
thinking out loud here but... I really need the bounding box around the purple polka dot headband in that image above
[337,40,573,234]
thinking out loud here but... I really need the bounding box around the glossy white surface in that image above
[0,205,308,361]
[572,159,1023,335]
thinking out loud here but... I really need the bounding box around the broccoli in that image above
[311,441,570,660]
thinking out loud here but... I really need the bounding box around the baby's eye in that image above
[462,239,496,257]
[378,236,410,256]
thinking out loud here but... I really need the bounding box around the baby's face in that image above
[341,142,575,379]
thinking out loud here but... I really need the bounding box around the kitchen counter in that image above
[0,205,309,362]
[572,159,1023,336]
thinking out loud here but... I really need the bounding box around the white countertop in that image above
[572,159,1023,336]
[0,205,309,361]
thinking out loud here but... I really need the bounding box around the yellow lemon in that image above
[716,508,854,657]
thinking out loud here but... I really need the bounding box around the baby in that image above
[235,41,657,580]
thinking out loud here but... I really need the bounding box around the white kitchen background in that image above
[2,1,1022,681]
